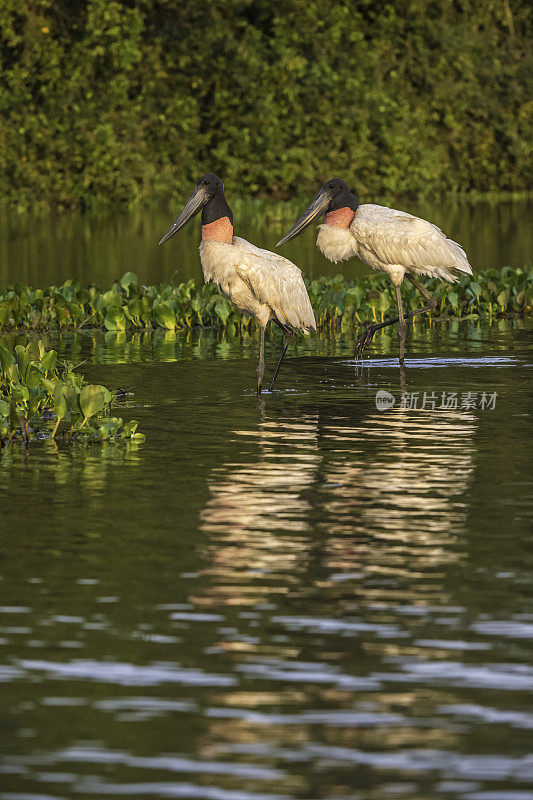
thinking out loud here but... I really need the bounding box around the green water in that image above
[0,198,531,288]
[0,317,532,800]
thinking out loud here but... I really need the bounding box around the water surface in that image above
[0,319,532,800]
[0,198,531,288]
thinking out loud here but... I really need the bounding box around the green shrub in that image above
[0,1,530,209]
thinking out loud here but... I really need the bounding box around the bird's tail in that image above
[448,238,473,275]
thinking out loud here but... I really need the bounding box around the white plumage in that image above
[158,173,316,393]
[277,178,473,363]
[200,237,316,333]
[317,204,472,285]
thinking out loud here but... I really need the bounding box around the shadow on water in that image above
[0,318,531,799]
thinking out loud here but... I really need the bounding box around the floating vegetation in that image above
[0,340,144,443]
[0,267,530,335]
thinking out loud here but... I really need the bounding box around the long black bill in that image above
[158,186,210,245]
[276,188,332,247]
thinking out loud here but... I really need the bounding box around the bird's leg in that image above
[256,325,266,395]
[355,274,437,356]
[268,330,294,392]
[396,285,406,365]
[405,273,438,310]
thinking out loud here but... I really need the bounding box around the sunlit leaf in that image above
[79,385,106,421]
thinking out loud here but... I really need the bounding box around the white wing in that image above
[233,237,316,332]
[352,204,472,281]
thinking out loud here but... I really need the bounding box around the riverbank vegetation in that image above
[0,339,144,442]
[0,1,531,210]
[0,268,530,336]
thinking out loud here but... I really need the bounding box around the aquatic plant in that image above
[0,340,144,443]
[0,267,530,335]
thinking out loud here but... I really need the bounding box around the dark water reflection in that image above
[0,198,531,288]
[0,320,532,800]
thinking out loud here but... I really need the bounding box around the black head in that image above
[158,173,232,245]
[195,173,224,198]
[277,177,359,246]
[320,177,359,213]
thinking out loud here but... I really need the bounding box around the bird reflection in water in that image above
[319,407,475,604]
[191,401,477,794]
[198,414,321,607]
[195,397,475,611]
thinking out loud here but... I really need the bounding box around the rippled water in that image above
[0,318,532,800]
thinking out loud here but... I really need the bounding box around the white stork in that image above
[159,174,316,394]
[278,178,472,363]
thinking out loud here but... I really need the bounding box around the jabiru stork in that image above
[278,178,472,363]
[159,174,316,394]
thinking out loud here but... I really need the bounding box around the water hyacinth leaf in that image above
[15,345,30,378]
[40,377,56,395]
[120,272,138,290]
[26,341,41,361]
[41,349,58,373]
[26,369,42,390]
[127,299,143,324]
[214,300,231,324]
[497,290,510,310]
[102,289,123,308]
[448,292,459,309]
[96,385,114,406]
[53,384,68,421]
[9,401,20,432]
[104,307,127,331]
[63,384,81,416]
[11,384,29,404]
[0,345,13,373]
[155,303,176,330]
[79,385,106,422]
[121,420,139,437]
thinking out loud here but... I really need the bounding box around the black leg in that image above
[396,284,406,365]
[355,274,437,356]
[257,325,265,395]
[268,331,294,392]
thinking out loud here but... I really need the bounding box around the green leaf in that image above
[40,377,56,395]
[0,345,13,373]
[63,384,81,416]
[79,385,106,421]
[102,290,123,308]
[214,300,231,324]
[104,306,127,331]
[497,290,510,310]
[120,272,138,290]
[41,349,58,373]
[9,401,20,432]
[53,383,68,421]
[155,303,176,329]
[26,341,41,362]
[15,344,30,378]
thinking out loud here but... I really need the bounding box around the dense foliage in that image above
[0,268,530,335]
[0,1,530,209]
[0,339,144,442]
